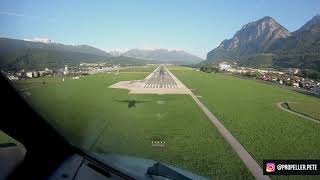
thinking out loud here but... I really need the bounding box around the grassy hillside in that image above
[0,49,108,70]
[0,38,152,71]
[0,50,154,71]
[239,54,274,68]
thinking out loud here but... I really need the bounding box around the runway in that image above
[144,65,178,88]
[109,65,269,179]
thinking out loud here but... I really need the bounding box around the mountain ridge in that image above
[0,37,111,57]
[123,48,203,64]
[0,38,153,70]
[207,16,291,62]
[205,15,320,71]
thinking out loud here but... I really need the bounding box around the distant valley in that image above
[105,48,203,64]
[122,48,203,64]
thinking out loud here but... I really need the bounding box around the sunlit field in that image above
[171,67,320,170]
[13,67,252,179]
[286,102,320,121]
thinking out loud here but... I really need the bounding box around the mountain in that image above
[295,14,320,33]
[0,38,149,70]
[105,48,204,64]
[269,14,320,70]
[69,45,112,57]
[106,55,155,65]
[206,16,290,63]
[123,48,203,64]
[104,48,129,56]
[0,38,111,57]
[205,15,320,71]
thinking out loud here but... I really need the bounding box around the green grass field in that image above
[13,75,71,90]
[287,102,320,121]
[171,67,320,179]
[12,67,252,179]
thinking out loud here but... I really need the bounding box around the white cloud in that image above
[0,11,25,17]
[0,11,56,22]
[104,48,130,52]
[103,47,189,56]
[136,48,184,51]
[103,48,130,56]
[23,37,55,43]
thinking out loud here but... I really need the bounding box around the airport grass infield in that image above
[286,102,320,121]
[12,67,253,179]
[171,66,320,179]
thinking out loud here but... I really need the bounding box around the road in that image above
[144,65,178,88]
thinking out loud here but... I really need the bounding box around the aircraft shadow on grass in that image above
[114,99,148,108]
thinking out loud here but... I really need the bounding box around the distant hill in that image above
[0,38,111,57]
[0,38,151,71]
[123,48,203,64]
[205,15,320,71]
[105,55,158,65]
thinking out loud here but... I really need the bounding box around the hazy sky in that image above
[1,0,320,58]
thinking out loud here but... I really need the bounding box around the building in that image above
[293,83,299,88]
[26,72,33,78]
[219,62,231,70]
[7,75,18,80]
[257,69,268,74]
[63,65,69,75]
[32,71,39,78]
[44,68,53,74]
[38,71,45,77]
